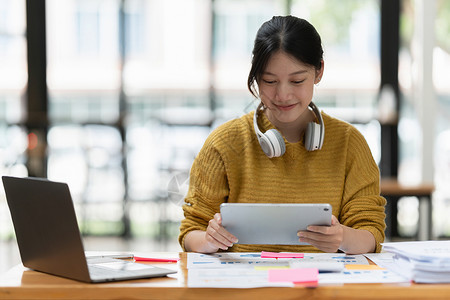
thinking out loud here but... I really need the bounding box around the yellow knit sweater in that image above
[179,110,386,253]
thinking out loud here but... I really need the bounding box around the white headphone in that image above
[253,101,325,158]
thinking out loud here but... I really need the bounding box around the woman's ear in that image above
[253,81,261,99]
[314,60,324,84]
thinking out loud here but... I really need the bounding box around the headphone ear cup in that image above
[266,129,286,157]
[258,134,274,158]
[259,129,286,158]
[305,122,321,151]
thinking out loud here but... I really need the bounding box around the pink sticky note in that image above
[268,268,318,283]
[133,256,179,263]
[261,251,304,259]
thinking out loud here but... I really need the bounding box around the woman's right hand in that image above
[205,213,238,251]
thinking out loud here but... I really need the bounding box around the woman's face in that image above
[258,51,323,126]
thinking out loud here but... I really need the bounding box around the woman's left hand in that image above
[297,215,344,253]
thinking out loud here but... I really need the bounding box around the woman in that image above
[179,16,386,254]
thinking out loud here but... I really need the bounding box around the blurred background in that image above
[1,0,449,272]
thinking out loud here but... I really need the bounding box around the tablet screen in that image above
[220,203,332,245]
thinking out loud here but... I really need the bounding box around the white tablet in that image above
[220,203,332,245]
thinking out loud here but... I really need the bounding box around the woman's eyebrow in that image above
[262,70,308,76]
[289,70,308,75]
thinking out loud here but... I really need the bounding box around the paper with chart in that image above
[188,267,294,288]
[187,252,291,269]
[186,252,409,287]
[382,240,450,261]
[187,252,369,269]
[363,252,397,269]
[318,268,409,284]
[379,241,450,283]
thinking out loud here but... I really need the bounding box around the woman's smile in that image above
[273,103,298,111]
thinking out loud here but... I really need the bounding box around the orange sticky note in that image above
[261,251,304,259]
[268,268,318,283]
[345,264,385,270]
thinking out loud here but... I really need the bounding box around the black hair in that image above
[247,16,324,97]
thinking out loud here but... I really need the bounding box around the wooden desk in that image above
[380,178,435,240]
[1,252,450,300]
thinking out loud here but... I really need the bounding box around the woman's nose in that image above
[275,83,292,101]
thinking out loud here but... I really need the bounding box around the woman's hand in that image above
[204,213,238,252]
[184,213,238,253]
[297,215,344,253]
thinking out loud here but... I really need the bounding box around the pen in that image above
[86,254,134,260]
[106,254,135,260]
[133,256,179,263]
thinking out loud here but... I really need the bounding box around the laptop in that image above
[2,176,176,283]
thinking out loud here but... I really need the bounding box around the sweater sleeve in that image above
[340,127,387,253]
[178,133,229,251]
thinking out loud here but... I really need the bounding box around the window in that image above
[7,0,437,245]
[290,0,381,161]
[398,0,450,237]
[47,0,123,235]
[0,0,27,240]
[124,0,146,57]
[76,1,101,56]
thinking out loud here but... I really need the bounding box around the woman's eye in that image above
[263,80,276,84]
[292,80,305,84]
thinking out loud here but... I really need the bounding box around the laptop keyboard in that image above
[87,259,159,280]
[88,265,137,279]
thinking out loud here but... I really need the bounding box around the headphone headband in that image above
[307,101,325,150]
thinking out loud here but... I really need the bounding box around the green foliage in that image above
[399,0,414,48]
[436,0,450,52]
[294,0,379,46]
[401,0,450,53]
[80,221,124,236]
